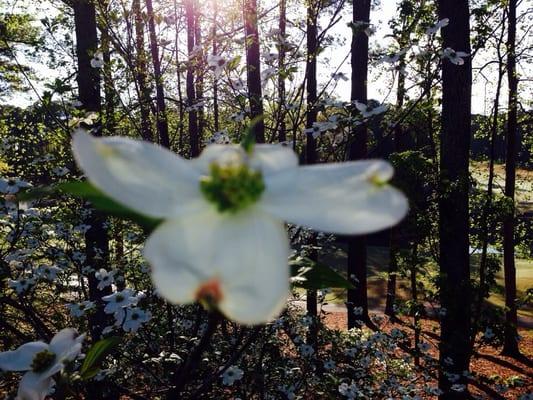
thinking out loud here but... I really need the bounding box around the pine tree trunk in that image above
[347,0,371,330]
[133,0,154,142]
[277,0,286,142]
[502,0,520,357]
[194,5,205,146]
[305,0,318,344]
[437,1,472,398]
[185,0,199,157]
[243,0,265,143]
[73,2,111,398]
[146,0,170,148]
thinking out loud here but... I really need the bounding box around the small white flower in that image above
[207,54,227,78]
[482,327,495,340]
[441,47,469,65]
[0,178,31,194]
[331,72,349,81]
[72,131,407,324]
[353,101,388,118]
[95,268,115,290]
[0,328,84,400]
[221,365,244,386]
[102,289,138,315]
[299,344,314,357]
[426,18,449,35]
[339,381,360,398]
[121,307,151,332]
[8,277,35,294]
[67,301,95,317]
[90,53,104,69]
[451,384,466,392]
[417,342,430,352]
[52,167,70,177]
[36,265,61,281]
[323,359,336,370]
[378,49,407,64]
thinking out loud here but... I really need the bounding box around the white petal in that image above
[49,328,83,362]
[143,209,289,324]
[260,160,408,234]
[0,342,48,372]
[17,372,53,400]
[143,212,217,305]
[249,144,298,175]
[192,144,245,173]
[72,130,204,218]
[215,211,289,324]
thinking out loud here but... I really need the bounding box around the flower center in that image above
[200,163,265,213]
[195,279,223,309]
[31,349,56,373]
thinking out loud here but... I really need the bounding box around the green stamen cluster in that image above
[31,349,56,373]
[200,163,265,213]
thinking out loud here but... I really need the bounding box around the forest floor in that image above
[322,311,533,400]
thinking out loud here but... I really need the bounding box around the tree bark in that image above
[133,0,154,142]
[73,2,111,398]
[347,0,371,330]
[305,0,319,344]
[243,0,265,143]
[437,1,472,398]
[145,0,170,148]
[502,0,520,357]
[185,0,199,157]
[277,0,287,142]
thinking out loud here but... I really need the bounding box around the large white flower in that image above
[72,131,407,325]
[0,328,84,400]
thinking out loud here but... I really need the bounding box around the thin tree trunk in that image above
[437,1,472,398]
[174,0,185,153]
[410,244,420,367]
[305,0,319,345]
[146,0,170,148]
[194,4,205,146]
[502,0,520,357]
[243,0,265,143]
[347,0,372,330]
[73,2,111,398]
[212,0,220,132]
[133,0,154,142]
[185,0,199,157]
[277,0,286,142]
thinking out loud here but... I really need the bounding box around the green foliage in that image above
[79,336,122,380]
[290,256,354,290]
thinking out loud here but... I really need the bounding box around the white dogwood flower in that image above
[441,47,469,65]
[72,131,407,325]
[206,54,227,78]
[426,18,449,35]
[353,100,389,118]
[0,328,84,400]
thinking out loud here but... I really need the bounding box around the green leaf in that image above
[290,257,354,290]
[80,336,122,380]
[18,181,162,232]
[240,115,264,154]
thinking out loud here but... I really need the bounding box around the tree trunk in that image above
[185,0,199,157]
[277,0,286,142]
[243,0,265,143]
[437,1,472,398]
[305,0,319,345]
[194,4,205,146]
[502,0,520,357]
[212,0,220,132]
[133,0,154,142]
[73,2,111,397]
[145,0,170,148]
[347,0,371,330]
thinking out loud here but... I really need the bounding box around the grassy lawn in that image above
[315,244,533,321]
